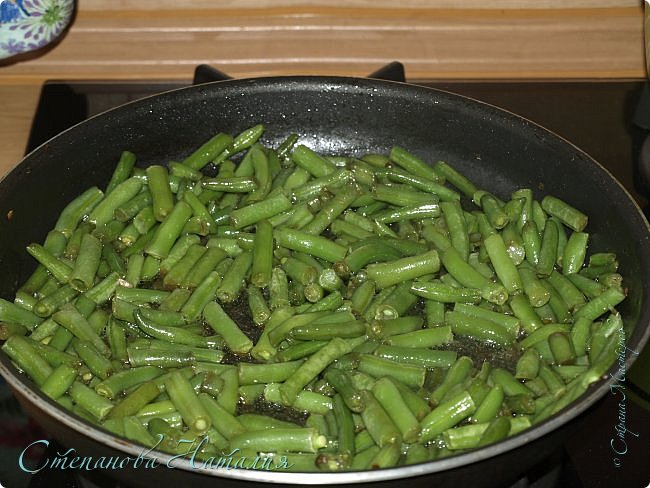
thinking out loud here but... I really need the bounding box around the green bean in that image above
[273,133,299,163]
[536,218,559,277]
[351,445,381,470]
[411,281,481,303]
[366,441,401,469]
[273,227,348,263]
[440,246,489,289]
[0,322,28,340]
[380,166,458,201]
[476,416,512,447]
[483,233,523,294]
[365,250,440,289]
[301,184,360,235]
[500,222,525,266]
[374,345,456,369]
[288,320,365,341]
[370,315,423,338]
[94,365,163,399]
[2,335,53,385]
[233,427,328,454]
[201,301,251,353]
[428,355,472,406]
[440,200,469,261]
[236,360,302,386]
[420,389,476,442]
[452,303,519,337]
[41,363,77,400]
[430,160,477,197]
[183,190,217,232]
[328,394,355,465]
[55,187,105,238]
[106,380,162,420]
[358,390,402,447]
[514,347,540,380]
[180,132,233,170]
[372,377,420,442]
[26,243,73,284]
[164,371,211,434]
[569,316,592,358]
[142,165,173,222]
[562,231,589,274]
[279,337,352,404]
[478,193,508,230]
[71,339,113,379]
[89,177,143,228]
[214,252,251,303]
[353,430,376,454]
[443,421,490,450]
[275,342,325,363]
[177,270,221,321]
[547,331,575,365]
[282,256,318,285]
[132,308,209,348]
[291,144,336,178]
[320,368,363,413]
[387,146,440,182]
[122,253,143,288]
[373,203,440,225]
[264,382,332,415]
[53,305,108,356]
[445,310,514,347]
[227,189,292,230]
[198,393,246,440]
[541,196,588,232]
[490,367,533,397]
[545,270,586,313]
[127,347,195,368]
[384,326,453,348]
[574,286,626,321]
[468,383,503,424]
[104,150,136,193]
[343,241,403,274]
[69,381,114,420]
[24,338,77,369]
[242,286,270,327]
[358,354,426,389]
[162,244,206,289]
[0,296,44,329]
[509,294,543,334]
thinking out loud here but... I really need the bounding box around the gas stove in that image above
[0,63,648,488]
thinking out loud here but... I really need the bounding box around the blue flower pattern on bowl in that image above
[0,0,74,60]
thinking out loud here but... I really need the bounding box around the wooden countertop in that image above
[0,3,645,175]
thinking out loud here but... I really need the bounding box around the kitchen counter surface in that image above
[0,2,645,173]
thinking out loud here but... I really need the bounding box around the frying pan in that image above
[0,75,649,488]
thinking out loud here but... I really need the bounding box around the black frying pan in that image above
[1,75,649,488]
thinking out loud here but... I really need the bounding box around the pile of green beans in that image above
[0,124,627,471]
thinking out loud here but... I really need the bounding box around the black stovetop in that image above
[1,64,649,488]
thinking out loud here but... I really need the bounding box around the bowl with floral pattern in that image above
[0,0,74,61]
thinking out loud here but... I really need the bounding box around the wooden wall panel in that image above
[81,0,641,10]
[0,7,644,84]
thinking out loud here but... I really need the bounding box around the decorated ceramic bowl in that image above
[0,0,74,60]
